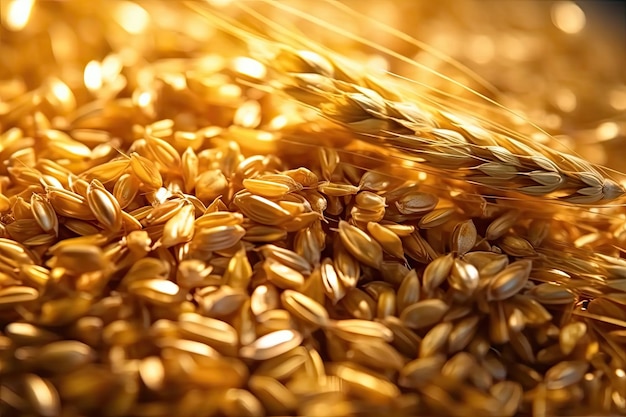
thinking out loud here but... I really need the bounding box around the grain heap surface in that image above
[1,1,626,416]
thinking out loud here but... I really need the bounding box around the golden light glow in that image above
[137,91,152,108]
[25,376,56,408]
[499,35,526,61]
[430,33,459,57]
[256,329,293,349]
[3,0,35,31]
[50,78,72,104]
[5,0,35,31]
[531,132,551,144]
[580,144,606,165]
[184,15,215,41]
[612,391,626,409]
[49,23,76,61]
[48,78,76,114]
[155,187,170,205]
[161,73,187,91]
[609,88,626,111]
[205,0,233,7]
[510,110,529,126]
[552,2,586,34]
[101,54,123,83]
[268,115,288,130]
[400,159,418,169]
[140,357,165,390]
[544,114,562,130]
[137,69,155,89]
[115,1,150,34]
[218,84,242,100]
[365,55,389,73]
[596,122,619,142]
[234,100,262,129]
[119,47,140,67]
[257,131,275,142]
[152,280,179,296]
[554,88,577,112]
[469,35,494,65]
[232,57,267,80]
[84,60,103,91]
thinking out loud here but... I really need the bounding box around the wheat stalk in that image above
[187,0,625,205]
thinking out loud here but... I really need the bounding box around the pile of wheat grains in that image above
[1,1,626,416]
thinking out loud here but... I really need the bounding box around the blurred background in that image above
[1,0,624,172]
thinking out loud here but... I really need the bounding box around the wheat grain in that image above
[82,160,129,184]
[339,288,375,320]
[399,354,447,389]
[442,351,476,381]
[262,257,305,290]
[129,152,163,190]
[234,193,294,225]
[86,179,123,232]
[111,173,140,210]
[47,187,94,220]
[29,193,58,235]
[240,329,303,361]
[320,257,347,303]
[332,243,359,289]
[528,283,576,305]
[0,286,39,307]
[486,260,533,301]
[34,341,95,374]
[376,290,397,318]
[489,301,510,344]
[559,322,587,355]
[470,362,494,391]
[5,219,44,244]
[400,299,450,329]
[49,244,106,274]
[128,279,185,306]
[338,220,383,268]
[22,374,60,417]
[347,339,406,371]
[491,381,524,417]
[198,286,247,318]
[418,207,458,229]
[249,375,298,415]
[366,221,405,259]
[420,321,453,358]
[544,361,589,390]
[507,307,526,333]
[253,347,308,380]
[254,309,293,336]
[451,219,477,255]
[362,280,394,300]
[281,289,329,328]
[482,352,507,382]
[328,319,393,343]
[447,315,480,354]
[178,313,238,352]
[5,322,60,346]
[450,258,480,294]
[187,357,249,390]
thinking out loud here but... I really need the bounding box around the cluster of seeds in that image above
[1,1,626,417]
